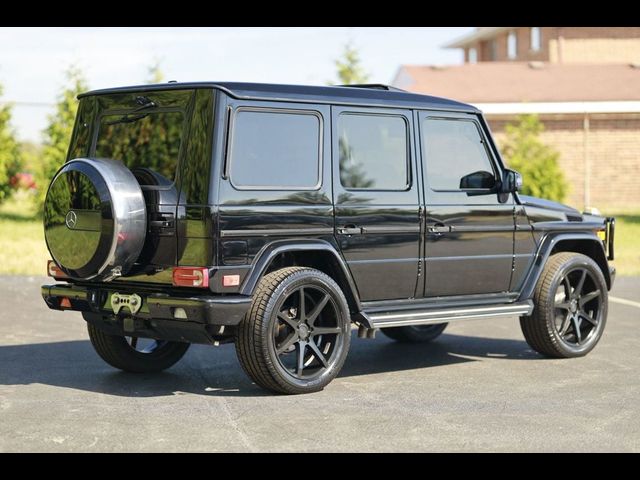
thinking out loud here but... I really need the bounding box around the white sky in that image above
[0,27,473,143]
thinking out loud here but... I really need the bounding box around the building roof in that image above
[393,62,640,103]
[444,28,510,48]
[79,81,477,112]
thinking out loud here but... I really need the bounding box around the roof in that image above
[444,28,510,48]
[393,62,640,103]
[78,81,477,112]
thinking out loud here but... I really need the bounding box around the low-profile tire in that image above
[381,323,448,343]
[87,323,190,373]
[235,267,351,395]
[520,252,608,358]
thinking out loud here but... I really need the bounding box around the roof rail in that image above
[339,84,406,92]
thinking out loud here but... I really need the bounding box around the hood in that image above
[518,195,581,215]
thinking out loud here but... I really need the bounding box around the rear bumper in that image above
[41,283,252,326]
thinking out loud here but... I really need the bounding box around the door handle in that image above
[427,223,452,234]
[337,225,364,235]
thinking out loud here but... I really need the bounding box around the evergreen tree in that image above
[333,42,370,85]
[0,83,22,205]
[37,66,88,212]
[147,61,165,84]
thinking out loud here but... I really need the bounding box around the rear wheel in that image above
[381,324,448,343]
[235,267,351,394]
[87,323,190,373]
[520,252,608,358]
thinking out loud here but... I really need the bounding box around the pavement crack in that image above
[185,355,257,452]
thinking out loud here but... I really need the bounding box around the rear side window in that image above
[229,109,322,190]
[95,110,185,185]
[422,118,495,191]
[338,114,408,190]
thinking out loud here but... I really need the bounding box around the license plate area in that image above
[110,292,143,315]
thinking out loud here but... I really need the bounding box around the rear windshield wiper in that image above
[105,112,151,125]
[105,99,158,126]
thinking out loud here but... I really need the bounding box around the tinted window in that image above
[229,109,321,189]
[339,114,408,190]
[95,111,184,185]
[422,119,495,191]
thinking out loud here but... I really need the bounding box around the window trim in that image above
[421,117,498,194]
[337,111,412,192]
[226,106,324,191]
[468,47,478,64]
[91,106,188,191]
[530,27,541,52]
[507,30,518,60]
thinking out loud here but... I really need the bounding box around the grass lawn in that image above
[605,212,640,277]
[1,191,639,277]
[0,191,49,276]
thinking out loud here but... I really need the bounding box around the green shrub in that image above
[500,114,568,203]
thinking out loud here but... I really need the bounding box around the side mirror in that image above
[459,170,496,190]
[503,169,523,193]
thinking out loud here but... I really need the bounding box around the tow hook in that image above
[111,293,142,315]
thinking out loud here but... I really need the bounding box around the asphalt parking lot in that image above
[1,275,639,452]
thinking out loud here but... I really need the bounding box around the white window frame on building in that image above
[507,31,518,60]
[530,27,541,52]
[468,47,477,64]
[488,39,497,60]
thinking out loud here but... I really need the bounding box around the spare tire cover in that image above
[44,158,147,281]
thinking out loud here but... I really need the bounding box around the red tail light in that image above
[47,260,68,279]
[172,267,209,288]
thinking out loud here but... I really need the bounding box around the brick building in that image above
[393,27,640,211]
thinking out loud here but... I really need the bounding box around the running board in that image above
[365,301,534,329]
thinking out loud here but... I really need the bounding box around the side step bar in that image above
[364,301,534,329]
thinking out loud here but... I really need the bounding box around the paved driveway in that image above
[1,276,638,452]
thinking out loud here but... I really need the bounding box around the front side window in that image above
[508,31,518,59]
[95,110,185,185]
[422,118,496,191]
[338,114,408,190]
[229,109,321,189]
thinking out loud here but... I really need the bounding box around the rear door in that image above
[217,100,333,288]
[89,90,196,278]
[332,106,421,302]
[417,112,515,298]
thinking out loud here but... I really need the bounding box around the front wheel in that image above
[520,252,608,358]
[235,267,351,394]
[87,323,190,373]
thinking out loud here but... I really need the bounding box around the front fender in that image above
[517,232,611,302]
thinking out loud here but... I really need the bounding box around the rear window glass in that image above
[229,109,321,189]
[95,111,185,185]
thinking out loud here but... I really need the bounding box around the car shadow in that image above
[0,333,540,398]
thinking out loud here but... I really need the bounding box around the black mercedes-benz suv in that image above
[41,82,615,394]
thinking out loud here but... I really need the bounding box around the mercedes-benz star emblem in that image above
[65,210,77,229]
